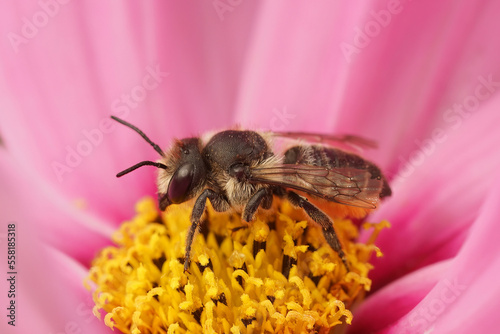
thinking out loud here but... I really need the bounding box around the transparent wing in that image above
[269,132,378,153]
[250,164,385,209]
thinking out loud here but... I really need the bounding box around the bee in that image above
[111,116,391,272]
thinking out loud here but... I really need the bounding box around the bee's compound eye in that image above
[168,163,194,204]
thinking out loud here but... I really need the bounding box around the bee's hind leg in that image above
[286,191,350,272]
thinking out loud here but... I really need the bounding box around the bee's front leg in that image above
[184,189,229,272]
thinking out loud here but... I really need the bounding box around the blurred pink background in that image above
[1,1,500,333]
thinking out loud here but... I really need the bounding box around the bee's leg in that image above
[158,192,171,211]
[184,189,229,272]
[242,188,273,222]
[286,191,350,271]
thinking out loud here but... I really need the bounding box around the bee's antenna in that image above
[111,116,165,157]
[116,161,168,177]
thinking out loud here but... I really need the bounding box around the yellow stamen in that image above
[87,197,389,333]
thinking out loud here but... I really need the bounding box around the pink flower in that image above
[1,1,500,333]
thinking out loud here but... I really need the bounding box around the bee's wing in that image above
[250,164,384,209]
[269,132,377,153]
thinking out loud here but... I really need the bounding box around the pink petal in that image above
[366,94,500,290]
[0,150,113,265]
[234,1,500,172]
[351,174,500,333]
[0,1,259,223]
[349,260,451,333]
[0,221,112,333]
[387,175,500,333]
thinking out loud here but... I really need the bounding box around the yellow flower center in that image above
[86,197,389,333]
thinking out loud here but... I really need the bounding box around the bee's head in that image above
[111,116,206,211]
[157,138,206,210]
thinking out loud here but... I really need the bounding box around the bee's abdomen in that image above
[284,145,365,169]
[284,145,392,198]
